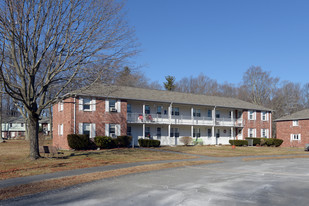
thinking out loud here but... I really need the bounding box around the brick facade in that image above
[242,110,272,138]
[276,120,309,147]
[53,97,127,150]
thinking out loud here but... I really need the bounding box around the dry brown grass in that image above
[243,155,309,161]
[0,160,219,200]
[0,140,193,180]
[160,145,308,157]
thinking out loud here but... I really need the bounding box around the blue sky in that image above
[125,0,309,86]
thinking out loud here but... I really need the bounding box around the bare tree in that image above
[0,0,137,159]
[301,83,309,108]
[242,66,279,106]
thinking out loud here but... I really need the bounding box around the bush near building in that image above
[229,140,248,146]
[67,134,91,150]
[180,136,193,146]
[138,139,160,147]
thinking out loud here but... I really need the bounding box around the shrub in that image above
[138,139,160,147]
[245,137,263,146]
[273,139,283,147]
[229,140,248,146]
[67,134,90,150]
[180,136,193,146]
[94,136,114,149]
[116,135,132,147]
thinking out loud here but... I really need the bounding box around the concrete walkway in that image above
[1,148,308,189]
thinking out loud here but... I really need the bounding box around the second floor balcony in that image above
[127,113,243,127]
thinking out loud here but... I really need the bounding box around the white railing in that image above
[127,113,244,127]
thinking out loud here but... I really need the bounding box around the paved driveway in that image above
[2,158,309,206]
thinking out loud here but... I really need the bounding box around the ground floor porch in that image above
[128,124,243,146]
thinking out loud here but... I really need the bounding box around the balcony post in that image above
[142,104,145,122]
[212,126,215,144]
[191,107,194,124]
[142,124,145,138]
[231,110,234,126]
[191,125,193,138]
[168,103,172,124]
[231,127,233,140]
[212,107,216,126]
[168,124,171,138]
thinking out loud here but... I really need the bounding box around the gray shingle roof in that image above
[275,109,309,121]
[67,84,272,111]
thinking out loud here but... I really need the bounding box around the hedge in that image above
[94,136,115,149]
[229,140,248,146]
[245,138,263,146]
[245,137,284,147]
[67,134,90,150]
[138,139,160,147]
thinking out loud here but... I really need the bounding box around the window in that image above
[127,126,132,136]
[261,112,267,121]
[109,100,117,112]
[291,134,301,141]
[248,110,255,120]
[109,124,116,137]
[216,129,220,138]
[145,105,150,114]
[208,110,212,118]
[145,127,150,137]
[21,123,24,127]
[293,120,299,126]
[193,109,201,117]
[83,98,91,111]
[193,128,201,138]
[248,128,255,137]
[83,123,91,136]
[216,111,220,118]
[9,123,12,127]
[59,101,64,111]
[229,111,232,118]
[237,111,242,118]
[261,129,268,138]
[208,129,212,137]
[157,106,162,115]
[170,128,179,137]
[172,107,179,116]
[58,124,63,136]
[127,104,132,113]
[157,127,161,138]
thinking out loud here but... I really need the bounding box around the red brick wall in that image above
[276,120,309,147]
[242,110,272,138]
[53,97,127,150]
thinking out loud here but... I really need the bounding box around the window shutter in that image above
[58,124,60,135]
[91,98,96,111]
[254,129,256,137]
[290,134,293,141]
[117,100,121,112]
[254,111,256,120]
[91,123,96,138]
[299,134,301,141]
[105,124,109,136]
[58,102,61,112]
[116,124,121,136]
[248,129,250,137]
[261,129,263,137]
[79,98,83,111]
[105,99,109,112]
[60,124,63,136]
[79,123,83,134]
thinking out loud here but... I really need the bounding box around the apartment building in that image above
[275,109,309,147]
[53,84,272,149]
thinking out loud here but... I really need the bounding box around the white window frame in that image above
[83,98,92,111]
[58,101,64,112]
[290,134,301,141]
[261,111,268,121]
[248,128,256,137]
[292,120,299,126]
[58,124,63,136]
[261,129,268,138]
[248,110,256,120]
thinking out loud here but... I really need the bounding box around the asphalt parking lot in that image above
[2,157,309,206]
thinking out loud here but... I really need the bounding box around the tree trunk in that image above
[27,114,40,159]
[0,81,3,143]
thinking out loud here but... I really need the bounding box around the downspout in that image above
[74,96,76,134]
[270,112,272,138]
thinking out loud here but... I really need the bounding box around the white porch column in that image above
[168,103,172,124]
[231,110,234,124]
[191,107,194,124]
[168,124,171,138]
[142,104,145,122]
[212,126,215,144]
[191,125,194,138]
[269,112,272,138]
[212,107,216,126]
[231,127,234,140]
[142,124,145,138]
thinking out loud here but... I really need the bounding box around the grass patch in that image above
[0,140,193,180]
[0,160,219,200]
[243,155,309,161]
[160,145,308,157]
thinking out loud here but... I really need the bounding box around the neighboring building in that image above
[53,84,272,150]
[2,116,51,139]
[275,109,309,147]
